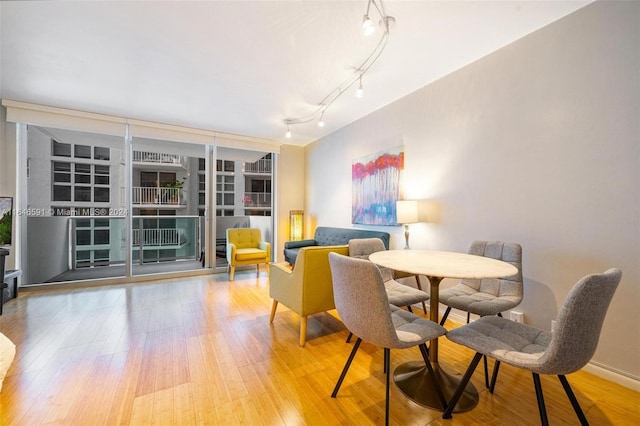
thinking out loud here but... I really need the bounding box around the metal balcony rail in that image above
[243,158,272,174]
[242,192,272,208]
[132,228,185,247]
[132,187,183,205]
[133,151,186,166]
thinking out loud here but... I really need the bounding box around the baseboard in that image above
[583,362,640,391]
[444,311,640,391]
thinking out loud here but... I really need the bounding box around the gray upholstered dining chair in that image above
[349,238,429,313]
[438,240,523,325]
[442,268,622,425]
[438,240,523,387]
[328,252,448,425]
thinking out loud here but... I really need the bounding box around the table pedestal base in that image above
[394,361,479,413]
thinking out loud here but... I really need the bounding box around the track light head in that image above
[362,15,375,36]
[318,113,325,127]
[285,125,291,138]
[355,76,364,98]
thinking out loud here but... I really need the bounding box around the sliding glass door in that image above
[19,122,275,285]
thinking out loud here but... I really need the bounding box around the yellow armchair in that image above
[269,244,349,346]
[226,228,271,281]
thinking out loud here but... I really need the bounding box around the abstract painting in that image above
[352,146,403,225]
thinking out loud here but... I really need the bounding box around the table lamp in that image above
[396,200,419,249]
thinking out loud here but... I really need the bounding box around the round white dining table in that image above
[369,249,519,412]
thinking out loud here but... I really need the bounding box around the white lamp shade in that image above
[396,200,419,224]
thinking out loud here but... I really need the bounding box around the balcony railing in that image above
[68,215,200,269]
[132,228,186,247]
[132,187,184,206]
[242,192,271,208]
[133,151,186,167]
[243,158,272,174]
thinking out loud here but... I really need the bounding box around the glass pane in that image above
[26,126,127,283]
[95,175,109,185]
[53,185,71,201]
[53,161,71,172]
[94,218,110,227]
[75,174,91,184]
[76,229,91,245]
[223,193,234,205]
[75,163,91,173]
[54,173,71,183]
[53,140,71,157]
[74,186,91,202]
[94,147,110,160]
[94,187,110,202]
[75,144,91,159]
[95,165,109,175]
[94,229,110,245]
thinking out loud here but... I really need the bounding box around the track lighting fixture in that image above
[283,0,393,139]
[355,76,364,98]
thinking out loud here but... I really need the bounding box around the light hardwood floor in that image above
[0,271,638,425]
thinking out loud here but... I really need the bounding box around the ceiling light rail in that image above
[283,0,394,139]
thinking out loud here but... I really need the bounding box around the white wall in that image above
[275,144,305,262]
[306,1,639,380]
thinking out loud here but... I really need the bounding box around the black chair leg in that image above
[558,375,589,425]
[418,343,448,410]
[489,360,501,393]
[439,307,452,326]
[443,352,483,419]
[483,355,489,388]
[466,311,471,323]
[346,332,353,343]
[332,337,362,397]
[532,373,549,426]
[407,305,413,313]
[384,348,391,426]
[383,347,389,374]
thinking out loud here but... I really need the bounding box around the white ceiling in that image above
[0,1,591,146]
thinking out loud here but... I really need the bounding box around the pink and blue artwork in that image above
[352,146,404,225]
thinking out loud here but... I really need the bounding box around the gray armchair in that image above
[442,268,622,424]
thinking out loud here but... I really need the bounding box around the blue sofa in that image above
[284,226,390,265]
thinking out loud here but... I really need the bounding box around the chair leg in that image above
[383,347,389,374]
[229,265,235,281]
[558,375,589,425]
[419,344,448,410]
[489,360,501,393]
[299,316,307,347]
[256,264,260,277]
[407,305,413,313]
[414,275,428,314]
[483,355,490,388]
[384,347,391,426]
[443,352,483,419]
[332,337,362,397]
[466,312,471,323]
[439,307,452,326]
[269,300,278,323]
[532,373,549,426]
[346,332,353,343]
